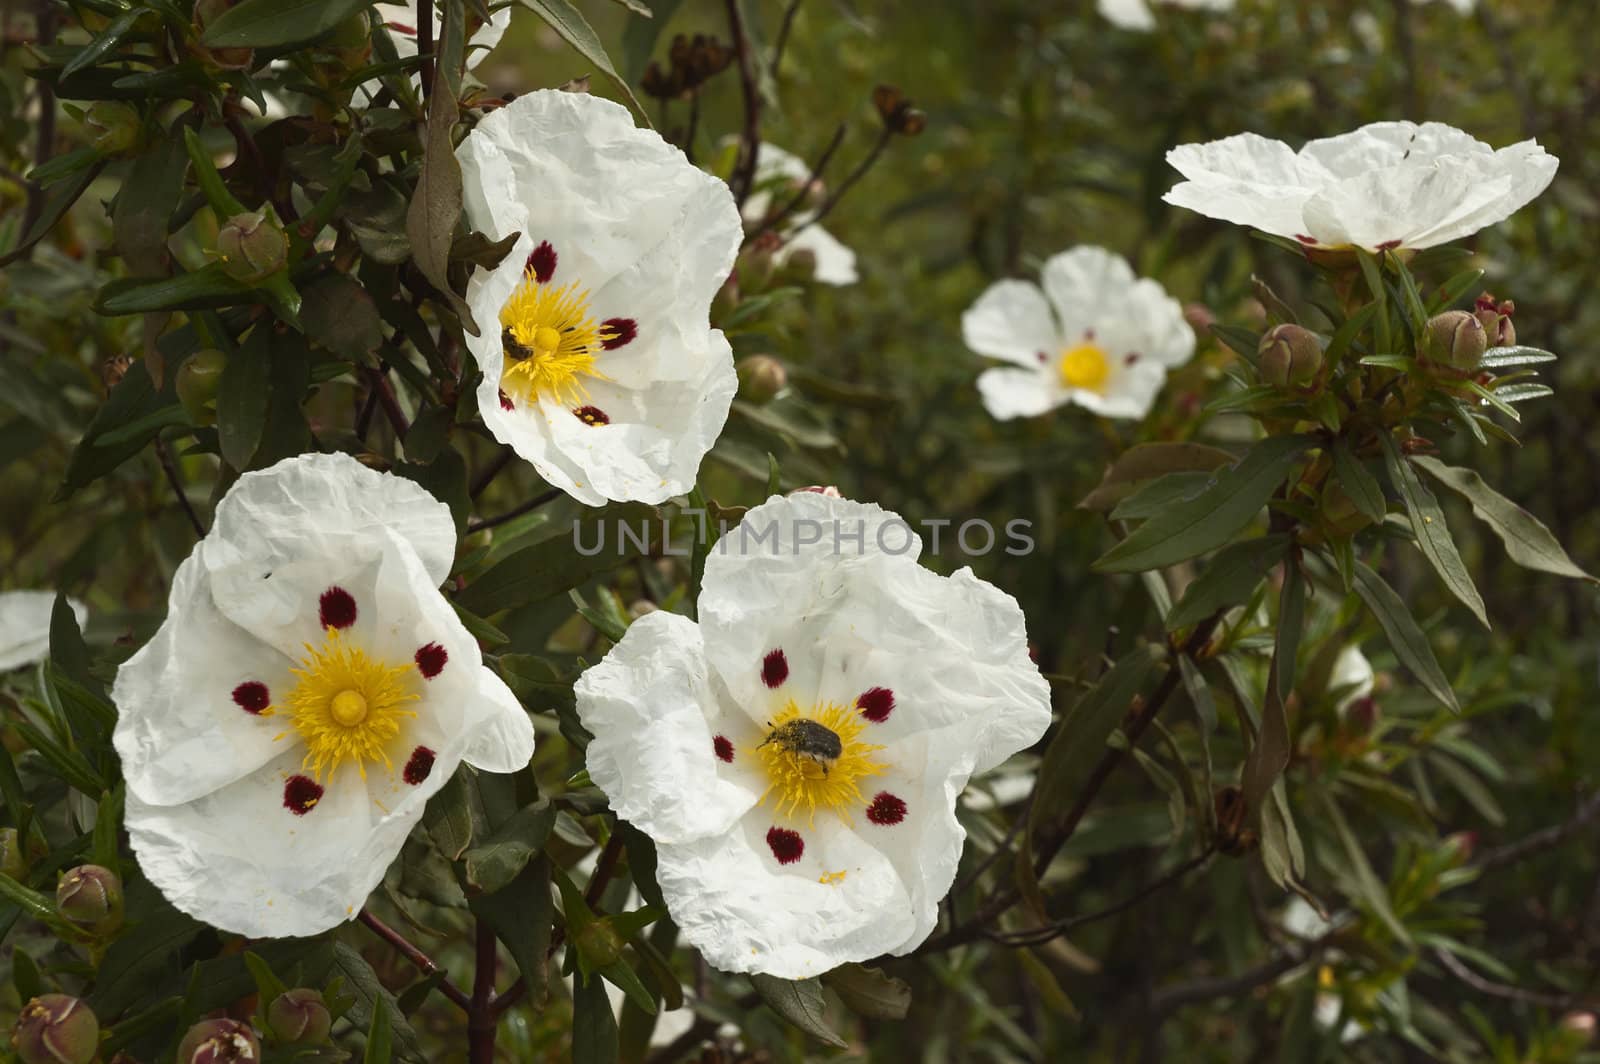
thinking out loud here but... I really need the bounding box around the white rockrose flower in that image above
[1164,121,1557,251]
[458,90,743,506]
[1098,0,1234,31]
[1329,645,1375,715]
[374,2,510,72]
[574,493,1052,978]
[962,245,1194,421]
[112,453,534,938]
[743,143,858,286]
[0,592,88,672]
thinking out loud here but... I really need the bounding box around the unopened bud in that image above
[1441,831,1477,864]
[735,355,786,404]
[1345,696,1379,736]
[1319,480,1373,539]
[266,988,331,1045]
[1424,310,1487,371]
[177,1018,260,1064]
[12,996,98,1064]
[574,918,625,971]
[215,212,287,284]
[56,864,123,936]
[177,349,228,423]
[1473,292,1517,348]
[777,246,817,285]
[1182,302,1216,336]
[191,0,255,71]
[84,102,142,157]
[1257,324,1323,390]
[790,485,842,498]
[627,599,658,619]
[737,231,782,291]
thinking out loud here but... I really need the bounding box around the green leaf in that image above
[1480,345,1556,369]
[1411,457,1594,583]
[1379,435,1488,629]
[749,975,848,1049]
[1209,323,1262,363]
[1241,645,1291,822]
[516,0,652,125]
[243,951,290,1006]
[424,768,484,861]
[94,263,258,315]
[0,160,106,267]
[464,801,556,893]
[217,327,271,470]
[819,964,910,1020]
[1331,440,1386,523]
[329,943,427,1064]
[57,360,176,500]
[1427,267,1485,313]
[457,504,659,615]
[1164,535,1289,631]
[1259,782,1307,892]
[1317,791,1411,945]
[182,127,247,218]
[1111,471,1213,521]
[623,0,683,82]
[572,968,621,1064]
[406,9,475,332]
[1350,561,1459,713]
[301,275,385,362]
[12,949,40,1004]
[111,124,190,277]
[62,8,143,77]
[1094,436,1312,573]
[201,0,372,48]
[0,874,55,924]
[364,997,393,1064]
[1078,442,1237,511]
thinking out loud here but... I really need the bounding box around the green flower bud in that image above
[266,988,331,1045]
[191,0,255,71]
[1257,324,1323,390]
[1319,480,1374,540]
[84,102,142,157]
[735,355,787,404]
[737,231,782,291]
[777,246,817,285]
[12,995,99,1064]
[176,1018,260,1064]
[573,918,625,971]
[216,212,288,284]
[1424,310,1487,371]
[176,349,228,423]
[56,864,124,936]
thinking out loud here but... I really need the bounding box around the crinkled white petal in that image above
[0,591,87,672]
[744,143,858,286]
[977,367,1063,421]
[458,91,742,505]
[961,280,1060,368]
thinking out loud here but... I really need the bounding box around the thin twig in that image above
[155,437,207,539]
[984,847,1217,948]
[1473,789,1600,872]
[771,0,804,78]
[467,920,499,1064]
[358,909,472,1011]
[417,0,435,113]
[950,792,1033,898]
[19,0,57,253]
[466,488,563,534]
[805,126,892,230]
[724,0,762,206]
[684,91,701,164]
[364,366,410,439]
[1431,947,1594,1010]
[1146,934,1327,1021]
[470,447,513,499]
[753,123,846,239]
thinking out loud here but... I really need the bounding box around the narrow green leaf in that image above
[749,975,848,1049]
[1411,457,1594,583]
[457,504,659,615]
[1275,560,1306,702]
[1480,345,1556,369]
[112,129,190,277]
[0,161,105,267]
[182,127,247,218]
[1241,646,1291,821]
[1427,267,1485,313]
[217,327,271,470]
[572,969,621,1064]
[1209,323,1263,364]
[1323,302,1377,366]
[1111,471,1212,521]
[517,0,653,125]
[1165,534,1289,631]
[62,9,142,77]
[622,0,684,82]
[1379,435,1488,629]
[364,997,393,1064]
[1078,441,1236,511]
[94,264,257,315]
[1331,440,1386,523]
[1350,561,1458,713]
[329,943,427,1064]
[1317,791,1411,945]
[201,0,371,48]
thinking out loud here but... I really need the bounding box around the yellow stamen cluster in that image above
[498,273,616,407]
[277,627,419,781]
[1058,342,1111,392]
[754,700,885,826]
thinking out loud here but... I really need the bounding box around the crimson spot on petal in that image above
[1124,352,1141,366]
[526,241,558,284]
[713,735,735,763]
[574,405,610,426]
[866,792,907,826]
[1036,351,1049,364]
[761,649,788,688]
[415,642,448,679]
[319,586,357,629]
[766,826,804,865]
[232,681,270,715]
[601,317,638,350]
[403,746,436,786]
[283,775,324,816]
[498,389,515,411]
[856,686,895,723]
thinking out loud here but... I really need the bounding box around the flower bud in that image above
[790,485,842,498]
[1424,310,1487,371]
[573,917,625,970]
[177,349,228,423]
[1344,696,1379,736]
[1473,292,1516,348]
[1182,302,1215,336]
[12,995,98,1064]
[266,988,331,1045]
[56,864,124,936]
[1257,324,1323,390]
[176,1018,260,1064]
[1318,480,1373,540]
[736,231,782,291]
[84,102,142,157]
[191,0,255,71]
[216,212,288,284]
[776,246,818,286]
[735,355,786,404]
[627,599,659,620]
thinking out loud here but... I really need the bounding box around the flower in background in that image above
[458,90,743,506]
[1098,0,1235,31]
[112,453,534,937]
[962,245,1194,421]
[575,493,1051,977]
[1164,121,1557,251]
[373,2,510,77]
[743,143,858,286]
[1416,0,1475,12]
[0,592,87,673]
[1329,645,1375,715]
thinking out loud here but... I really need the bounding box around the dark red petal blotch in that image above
[601,318,638,350]
[766,826,804,865]
[318,586,357,630]
[283,775,324,816]
[403,746,436,786]
[761,649,788,689]
[866,792,908,826]
[573,405,610,426]
[415,642,448,679]
[856,686,895,723]
[526,241,558,283]
[232,681,270,714]
[713,735,735,763]
[498,389,515,411]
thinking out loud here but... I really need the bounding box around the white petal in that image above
[0,591,87,672]
[373,2,509,67]
[1097,0,1157,29]
[1331,646,1375,715]
[1071,359,1170,421]
[1121,277,1196,369]
[460,668,536,774]
[575,612,758,845]
[1038,245,1140,340]
[782,223,858,286]
[977,367,1062,421]
[1163,133,1319,241]
[961,280,1060,367]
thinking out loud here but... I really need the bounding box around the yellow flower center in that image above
[753,700,885,826]
[1058,342,1111,392]
[277,627,419,782]
[498,273,616,407]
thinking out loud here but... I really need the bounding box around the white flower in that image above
[962,246,1194,421]
[1416,0,1475,12]
[1098,0,1234,31]
[0,592,88,672]
[1164,121,1558,251]
[112,453,534,938]
[574,493,1051,978]
[1329,645,1375,715]
[743,143,858,286]
[458,90,743,506]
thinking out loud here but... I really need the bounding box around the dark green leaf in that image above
[364,997,392,1064]
[0,160,106,267]
[1318,791,1410,945]
[201,0,372,48]
[572,968,621,1064]
[301,275,385,362]
[457,504,659,614]
[1379,435,1488,628]
[1331,439,1386,524]
[1411,457,1594,583]
[1111,471,1213,521]
[749,974,848,1049]
[622,0,683,82]
[94,264,258,315]
[517,0,652,124]
[57,361,175,500]
[1165,535,1289,631]
[329,943,427,1064]
[464,800,556,893]
[425,767,485,861]
[1241,645,1290,822]
[112,128,189,276]
[63,9,143,77]
[217,327,271,470]
[1350,561,1458,713]
[1078,441,1236,511]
